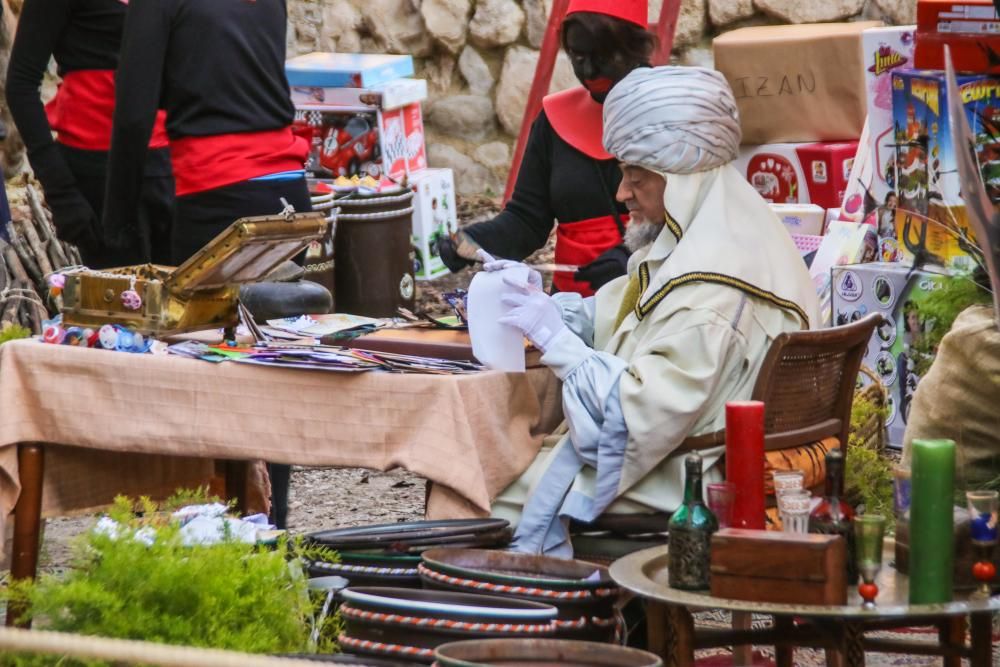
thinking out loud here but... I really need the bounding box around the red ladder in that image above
[503,0,684,201]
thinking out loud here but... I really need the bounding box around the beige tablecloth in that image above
[0,339,561,532]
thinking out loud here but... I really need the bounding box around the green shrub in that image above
[845,391,895,525]
[4,495,340,666]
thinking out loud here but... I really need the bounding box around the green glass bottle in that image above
[668,452,719,590]
[809,448,858,584]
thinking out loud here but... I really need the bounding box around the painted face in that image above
[616,164,666,226]
[563,21,637,102]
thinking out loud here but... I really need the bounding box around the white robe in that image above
[493,165,821,557]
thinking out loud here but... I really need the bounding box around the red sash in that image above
[169,127,310,196]
[553,214,623,296]
[46,70,168,151]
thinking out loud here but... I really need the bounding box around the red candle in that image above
[725,400,766,530]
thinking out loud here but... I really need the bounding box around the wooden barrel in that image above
[419,549,622,642]
[338,587,557,664]
[333,189,415,317]
[433,639,663,667]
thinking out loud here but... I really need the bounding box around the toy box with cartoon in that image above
[831,262,953,447]
[862,26,916,209]
[292,103,427,181]
[410,168,458,280]
[735,142,857,208]
[890,69,1000,211]
[810,221,878,326]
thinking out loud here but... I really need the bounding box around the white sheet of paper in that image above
[468,266,528,372]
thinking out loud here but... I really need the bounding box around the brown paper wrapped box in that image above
[714,21,881,145]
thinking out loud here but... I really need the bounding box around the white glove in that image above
[477,249,543,291]
[498,276,566,353]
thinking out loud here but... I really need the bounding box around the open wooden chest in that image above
[60,211,328,335]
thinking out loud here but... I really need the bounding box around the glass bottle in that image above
[668,452,719,590]
[809,448,858,583]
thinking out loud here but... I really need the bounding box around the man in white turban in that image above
[482,66,820,557]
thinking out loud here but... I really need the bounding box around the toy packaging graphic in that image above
[736,142,858,208]
[290,78,428,112]
[292,102,426,181]
[831,262,952,448]
[410,168,458,280]
[286,52,415,88]
[862,26,916,208]
[890,69,1000,212]
[809,221,879,326]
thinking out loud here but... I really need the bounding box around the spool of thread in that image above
[909,438,956,604]
[725,401,766,530]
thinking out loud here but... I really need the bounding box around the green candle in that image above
[909,438,956,604]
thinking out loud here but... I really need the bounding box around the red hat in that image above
[565,0,647,29]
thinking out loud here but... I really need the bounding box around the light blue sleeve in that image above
[541,328,629,516]
[551,293,596,347]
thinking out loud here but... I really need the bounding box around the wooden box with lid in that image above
[60,210,327,336]
[709,528,847,605]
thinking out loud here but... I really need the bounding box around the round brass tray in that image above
[609,543,1000,618]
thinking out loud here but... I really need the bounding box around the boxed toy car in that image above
[713,21,881,144]
[862,26,917,208]
[914,0,1000,73]
[830,262,953,447]
[409,168,458,280]
[292,103,427,180]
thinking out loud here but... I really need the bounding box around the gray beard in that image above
[623,216,664,253]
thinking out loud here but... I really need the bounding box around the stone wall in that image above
[288,0,915,195]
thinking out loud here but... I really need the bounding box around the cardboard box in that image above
[830,262,953,447]
[292,102,427,181]
[891,69,1000,211]
[713,21,882,144]
[409,168,458,280]
[286,52,415,88]
[914,0,1000,73]
[770,203,826,236]
[862,26,917,208]
[290,78,428,112]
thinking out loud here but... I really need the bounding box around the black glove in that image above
[46,187,100,250]
[436,235,476,273]
[574,244,630,291]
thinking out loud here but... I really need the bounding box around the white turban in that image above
[602,66,741,174]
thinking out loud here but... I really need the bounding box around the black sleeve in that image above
[6,0,78,201]
[462,113,556,261]
[102,0,169,248]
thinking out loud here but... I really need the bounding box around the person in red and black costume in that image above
[5,0,174,268]
[102,0,311,267]
[103,0,310,528]
[436,0,653,296]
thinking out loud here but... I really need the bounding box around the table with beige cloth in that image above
[0,338,562,579]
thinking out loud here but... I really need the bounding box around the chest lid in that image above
[167,210,327,293]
